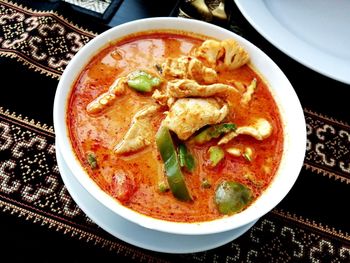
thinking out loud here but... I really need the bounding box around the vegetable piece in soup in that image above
[67,31,283,223]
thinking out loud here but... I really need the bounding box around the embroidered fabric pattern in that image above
[0,108,166,261]
[62,0,112,14]
[305,109,350,184]
[1,107,349,262]
[0,1,95,79]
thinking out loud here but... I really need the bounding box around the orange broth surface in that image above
[67,31,284,222]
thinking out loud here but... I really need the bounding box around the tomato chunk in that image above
[112,171,136,203]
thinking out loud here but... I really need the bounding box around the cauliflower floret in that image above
[221,39,249,69]
[194,39,249,70]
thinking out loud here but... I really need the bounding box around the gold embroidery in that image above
[239,215,350,262]
[305,108,350,128]
[0,0,97,79]
[1,106,349,261]
[1,0,96,35]
[0,107,54,134]
[0,107,169,261]
[272,209,350,241]
[304,163,350,184]
[0,52,61,78]
[304,108,350,184]
[0,200,168,262]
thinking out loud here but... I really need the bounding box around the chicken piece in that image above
[152,89,168,106]
[194,39,249,70]
[86,93,116,115]
[187,57,217,84]
[86,77,127,115]
[236,118,272,140]
[217,130,239,145]
[151,89,176,107]
[167,79,238,98]
[162,56,217,84]
[114,105,160,154]
[162,56,188,79]
[218,118,273,144]
[108,77,127,95]
[241,78,257,105]
[152,79,237,107]
[162,98,229,140]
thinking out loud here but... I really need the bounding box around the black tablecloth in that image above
[0,0,349,262]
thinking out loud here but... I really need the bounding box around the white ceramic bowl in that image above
[54,17,306,235]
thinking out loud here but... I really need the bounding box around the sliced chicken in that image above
[114,105,160,154]
[162,56,188,79]
[241,78,257,105]
[162,56,217,84]
[167,79,238,98]
[152,79,237,107]
[218,118,273,144]
[162,98,229,140]
[86,77,127,115]
[194,39,249,70]
[152,89,176,108]
[188,57,217,84]
[152,89,169,106]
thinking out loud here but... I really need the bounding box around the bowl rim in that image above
[53,17,306,235]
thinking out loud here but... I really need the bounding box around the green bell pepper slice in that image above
[208,146,225,167]
[156,126,192,201]
[87,152,97,169]
[127,71,161,92]
[178,143,195,172]
[192,123,236,144]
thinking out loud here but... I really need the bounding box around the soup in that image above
[67,31,283,223]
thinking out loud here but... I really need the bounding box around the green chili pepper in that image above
[192,123,236,144]
[215,181,252,215]
[127,71,161,92]
[208,146,225,167]
[178,143,195,172]
[156,126,192,201]
[87,152,97,169]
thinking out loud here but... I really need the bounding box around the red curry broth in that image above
[67,31,283,222]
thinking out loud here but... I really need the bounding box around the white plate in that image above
[55,143,257,253]
[235,0,350,84]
